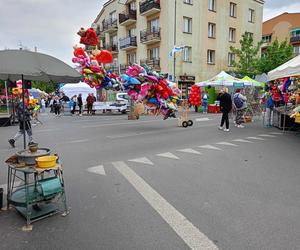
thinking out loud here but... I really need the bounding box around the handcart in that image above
[178,99,193,128]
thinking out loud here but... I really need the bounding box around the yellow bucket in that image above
[295,114,300,124]
[36,155,58,168]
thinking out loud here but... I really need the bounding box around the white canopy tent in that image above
[195,71,252,87]
[268,54,300,81]
[60,82,96,102]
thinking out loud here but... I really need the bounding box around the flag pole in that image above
[173,0,177,83]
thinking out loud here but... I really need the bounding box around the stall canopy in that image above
[60,82,96,102]
[195,71,249,87]
[242,76,263,87]
[268,54,300,81]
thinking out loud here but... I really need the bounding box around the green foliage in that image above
[230,32,262,76]
[31,81,58,93]
[257,39,294,74]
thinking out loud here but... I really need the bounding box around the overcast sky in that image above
[0,0,299,65]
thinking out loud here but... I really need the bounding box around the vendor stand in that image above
[6,156,68,226]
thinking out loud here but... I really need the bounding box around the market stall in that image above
[60,82,96,102]
[268,55,300,130]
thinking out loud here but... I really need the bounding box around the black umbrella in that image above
[0,49,81,149]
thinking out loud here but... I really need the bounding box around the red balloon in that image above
[96,50,113,64]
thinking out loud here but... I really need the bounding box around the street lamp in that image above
[173,0,177,83]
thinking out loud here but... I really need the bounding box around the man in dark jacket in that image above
[77,93,83,116]
[217,88,232,132]
[8,99,34,147]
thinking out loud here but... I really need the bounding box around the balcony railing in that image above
[105,43,119,53]
[119,36,137,50]
[140,0,161,16]
[140,28,161,44]
[140,58,160,70]
[119,10,137,25]
[290,35,300,43]
[120,64,128,74]
[103,18,118,32]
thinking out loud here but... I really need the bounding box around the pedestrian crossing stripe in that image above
[216,142,238,147]
[246,137,265,141]
[176,148,202,155]
[258,134,276,138]
[87,165,106,176]
[198,145,223,151]
[128,157,154,165]
[156,152,180,160]
[269,132,282,135]
[233,139,254,143]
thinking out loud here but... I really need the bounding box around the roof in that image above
[94,0,116,23]
[263,12,300,24]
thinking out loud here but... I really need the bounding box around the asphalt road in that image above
[0,111,299,250]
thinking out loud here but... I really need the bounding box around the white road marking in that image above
[35,129,58,133]
[258,134,276,138]
[177,148,202,155]
[198,145,223,151]
[112,161,219,250]
[246,137,265,141]
[156,152,180,160]
[216,142,238,147]
[64,139,89,144]
[87,165,106,176]
[83,119,170,128]
[0,181,22,195]
[269,132,282,135]
[195,118,210,122]
[233,139,254,143]
[128,157,154,165]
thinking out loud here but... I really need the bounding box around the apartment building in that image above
[262,12,300,56]
[94,0,263,96]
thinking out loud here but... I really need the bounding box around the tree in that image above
[230,32,262,76]
[257,39,294,74]
[31,81,59,93]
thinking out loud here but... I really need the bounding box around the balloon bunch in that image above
[120,64,181,120]
[72,46,116,90]
[189,85,201,107]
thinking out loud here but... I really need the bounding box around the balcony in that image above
[105,44,119,54]
[140,0,161,17]
[290,35,300,44]
[96,26,105,38]
[120,64,128,74]
[103,19,118,33]
[106,64,119,73]
[140,58,160,70]
[119,10,137,26]
[140,28,161,45]
[119,36,137,50]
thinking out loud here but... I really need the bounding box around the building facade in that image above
[94,0,264,92]
[262,12,300,56]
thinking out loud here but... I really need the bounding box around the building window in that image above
[208,0,216,11]
[207,50,215,64]
[208,23,216,38]
[229,28,236,42]
[149,47,160,59]
[246,32,253,39]
[262,34,272,43]
[127,53,136,65]
[183,46,192,62]
[229,2,237,17]
[183,17,192,33]
[128,28,136,37]
[148,18,160,32]
[294,46,300,55]
[184,0,193,4]
[228,53,235,67]
[248,8,255,23]
[110,11,117,22]
[129,1,136,11]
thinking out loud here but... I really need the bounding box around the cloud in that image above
[263,2,300,21]
[0,0,107,65]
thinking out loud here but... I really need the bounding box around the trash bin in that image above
[63,102,71,116]
[0,188,3,209]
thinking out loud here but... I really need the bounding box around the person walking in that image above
[86,93,95,115]
[264,92,274,127]
[202,91,209,114]
[41,98,46,113]
[233,89,247,128]
[8,98,34,148]
[217,88,232,132]
[77,93,83,116]
[53,96,62,116]
[71,95,77,115]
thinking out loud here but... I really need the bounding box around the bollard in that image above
[0,188,3,210]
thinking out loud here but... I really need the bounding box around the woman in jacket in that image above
[217,88,232,132]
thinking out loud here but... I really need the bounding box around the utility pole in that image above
[173,0,177,83]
